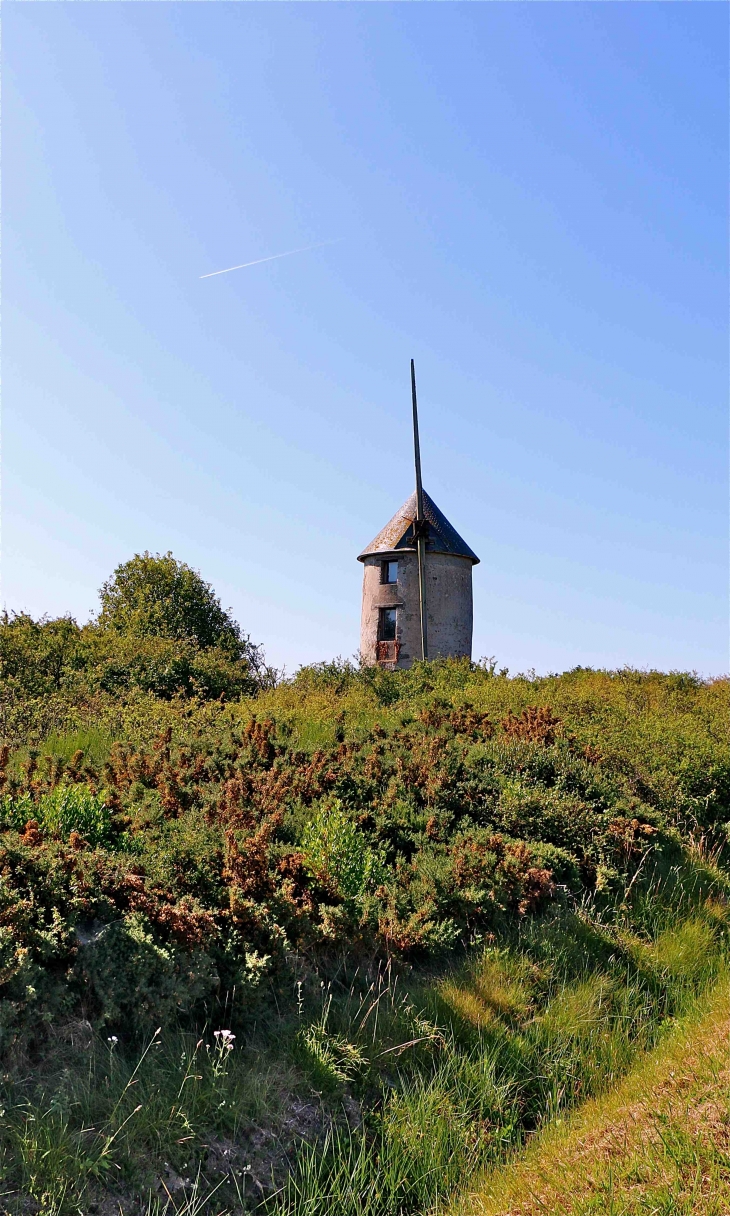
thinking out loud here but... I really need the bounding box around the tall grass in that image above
[41,727,115,768]
[0,1026,291,1214]
[262,873,729,1216]
[448,967,730,1216]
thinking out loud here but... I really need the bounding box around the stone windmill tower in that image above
[358,362,479,669]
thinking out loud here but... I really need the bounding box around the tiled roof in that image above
[358,489,479,564]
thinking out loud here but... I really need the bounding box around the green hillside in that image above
[1,558,728,1215]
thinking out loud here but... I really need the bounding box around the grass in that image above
[448,969,730,1216]
[71,951,726,1216]
[0,873,728,1214]
[258,897,730,1216]
[40,727,116,768]
[0,1025,294,1213]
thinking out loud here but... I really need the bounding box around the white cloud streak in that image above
[200,239,342,279]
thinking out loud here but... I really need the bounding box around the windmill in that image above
[357,364,480,669]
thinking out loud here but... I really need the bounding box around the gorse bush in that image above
[0,663,727,1048]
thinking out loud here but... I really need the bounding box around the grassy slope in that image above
[450,971,730,1216]
[1,664,729,1214]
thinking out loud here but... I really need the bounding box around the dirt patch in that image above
[201,1090,364,1201]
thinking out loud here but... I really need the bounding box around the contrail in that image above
[200,239,342,279]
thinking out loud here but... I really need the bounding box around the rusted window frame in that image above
[376,639,400,665]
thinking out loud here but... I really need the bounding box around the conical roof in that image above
[358,489,479,564]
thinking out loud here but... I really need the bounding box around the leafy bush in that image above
[0,659,728,1214]
[0,554,273,723]
[302,800,384,899]
[0,662,727,1042]
[0,784,113,846]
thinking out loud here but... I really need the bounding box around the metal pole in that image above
[411,360,428,661]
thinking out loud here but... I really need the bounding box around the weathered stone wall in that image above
[360,550,473,669]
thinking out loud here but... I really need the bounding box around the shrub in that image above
[302,800,384,900]
[0,553,274,712]
[90,631,260,700]
[77,912,219,1033]
[451,830,557,917]
[0,612,84,696]
[0,784,113,847]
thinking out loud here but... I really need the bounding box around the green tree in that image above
[98,552,254,661]
[0,613,85,695]
[0,555,274,711]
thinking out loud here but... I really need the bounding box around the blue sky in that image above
[4,3,728,675]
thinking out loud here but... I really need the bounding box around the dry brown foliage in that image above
[501,705,562,746]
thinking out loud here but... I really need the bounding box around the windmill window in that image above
[378,607,397,641]
[381,560,398,585]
